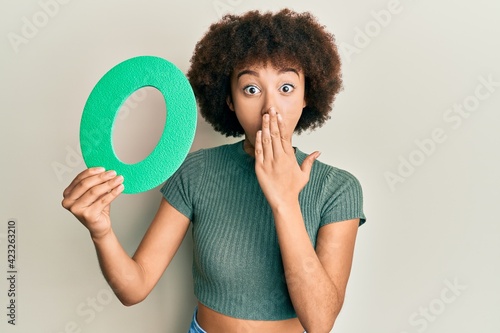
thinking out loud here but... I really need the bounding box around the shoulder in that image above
[180,144,226,167]
[319,161,362,191]
[185,143,233,160]
[305,157,366,226]
[295,147,363,194]
[161,145,228,202]
[163,144,228,182]
[315,162,363,203]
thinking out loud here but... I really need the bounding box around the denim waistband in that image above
[188,307,207,333]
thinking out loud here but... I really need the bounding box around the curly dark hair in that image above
[187,8,343,137]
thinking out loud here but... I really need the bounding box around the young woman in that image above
[62,9,366,333]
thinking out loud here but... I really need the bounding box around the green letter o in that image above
[80,56,197,194]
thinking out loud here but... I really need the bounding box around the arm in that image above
[273,208,359,332]
[62,168,190,306]
[254,108,360,332]
[93,198,190,306]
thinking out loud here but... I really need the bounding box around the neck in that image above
[243,138,255,158]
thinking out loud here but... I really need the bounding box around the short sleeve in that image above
[320,169,366,227]
[159,150,204,221]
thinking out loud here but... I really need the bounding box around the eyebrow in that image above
[236,67,301,79]
[236,70,259,79]
[279,68,300,76]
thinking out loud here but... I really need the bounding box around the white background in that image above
[1,0,499,332]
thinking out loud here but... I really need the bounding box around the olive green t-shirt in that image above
[160,140,366,320]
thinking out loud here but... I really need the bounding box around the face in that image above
[227,61,306,150]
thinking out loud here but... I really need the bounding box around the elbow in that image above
[306,312,338,333]
[119,299,140,307]
[304,316,336,333]
[305,316,336,333]
[111,269,150,307]
[116,291,148,307]
[304,298,344,333]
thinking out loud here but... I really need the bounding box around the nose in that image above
[261,91,277,115]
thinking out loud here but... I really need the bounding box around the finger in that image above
[269,107,283,156]
[255,130,264,164]
[62,169,113,211]
[63,169,117,207]
[261,112,273,161]
[301,151,321,175]
[74,175,124,209]
[277,113,294,155]
[84,183,124,219]
[63,173,122,211]
[63,167,105,197]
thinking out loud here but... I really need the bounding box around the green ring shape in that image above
[80,56,197,194]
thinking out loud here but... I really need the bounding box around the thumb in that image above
[301,151,321,175]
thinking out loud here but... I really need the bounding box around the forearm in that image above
[273,201,342,333]
[91,230,146,306]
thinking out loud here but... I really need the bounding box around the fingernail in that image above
[106,170,117,177]
[115,175,124,183]
[92,167,105,172]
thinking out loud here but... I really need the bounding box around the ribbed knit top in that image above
[160,140,366,320]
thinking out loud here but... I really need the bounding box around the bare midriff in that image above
[196,302,305,332]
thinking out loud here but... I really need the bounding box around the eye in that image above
[280,84,295,93]
[243,85,261,95]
